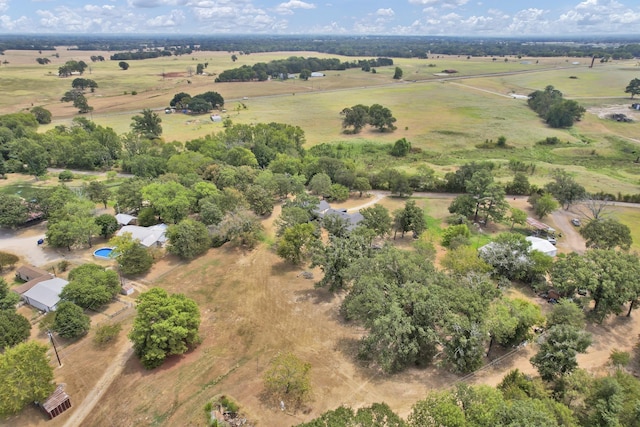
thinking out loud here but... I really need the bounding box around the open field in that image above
[2,48,640,426]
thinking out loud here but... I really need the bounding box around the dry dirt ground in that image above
[3,195,640,427]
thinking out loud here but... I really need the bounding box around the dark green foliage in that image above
[52,301,90,339]
[0,342,55,416]
[341,104,397,133]
[0,310,31,350]
[0,252,19,273]
[129,288,200,369]
[297,403,406,427]
[118,61,129,70]
[441,224,470,248]
[95,214,118,239]
[505,172,531,195]
[527,85,585,128]
[360,204,392,238]
[393,67,403,79]
[0,194,28,228]
[61,263,120,309]
[130,108,162,139]
[391,138,411,157]
[326,183,349,202]
[85,181,111,208]
[30,106,52,124]
[531,325,592,382]
[166,219,211,259]
[393,200,426,239]
[625,78,640,98]
[58,170,74,181]
[579,218,632,250]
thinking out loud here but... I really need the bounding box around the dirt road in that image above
[62,342,133,427]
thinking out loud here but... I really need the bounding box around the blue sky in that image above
[0,0,639,35]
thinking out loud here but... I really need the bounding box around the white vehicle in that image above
[571,218,581,226]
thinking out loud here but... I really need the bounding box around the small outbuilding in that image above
[115,213,137,226]
[16,265,51,282]
[40,385,72,419]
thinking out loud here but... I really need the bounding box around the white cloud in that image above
[128,0,187,8]
[0,0,8,13]
[275,0,315,15]
[408,0,468,6]
[376,8,395,17]
[146,9,185,27]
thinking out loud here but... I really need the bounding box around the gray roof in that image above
[22,278,68,310]
[115,213,137,226]
[116,224,167,247]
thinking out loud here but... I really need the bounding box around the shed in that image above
[21,277,69,312]
[16,265,51,282]
[526,217,555,234]
[310,72,325,77]
[40,385,72,419]
[210,115,222,122]
[121,284,135,295]
[525,236,557,257]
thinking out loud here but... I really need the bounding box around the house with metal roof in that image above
[21,277,69,312]
[115,224,168,247]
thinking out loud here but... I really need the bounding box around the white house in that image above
[22,277,69,312]
[115,213,137,226]
[116,224,168,247]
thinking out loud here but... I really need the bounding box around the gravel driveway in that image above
[0,223,66,266]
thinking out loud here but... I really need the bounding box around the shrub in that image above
[58,170,74,181]
[93,322,122,346]
[441,224,471,247]
[57,260,70,272]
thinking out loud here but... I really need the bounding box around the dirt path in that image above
[550,207,587,254]
[61,342,133,427]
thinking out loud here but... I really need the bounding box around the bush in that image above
[93,322,122,346]
[58,170,74,181]
[441,224,471,247]
[57,260,70,272]
[219,395,239,413]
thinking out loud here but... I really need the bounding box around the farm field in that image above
[2,46,640,427]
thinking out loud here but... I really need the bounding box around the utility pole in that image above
[47,330,62,367]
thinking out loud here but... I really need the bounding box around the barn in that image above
[40,385,72,419]
[525,236,557,257]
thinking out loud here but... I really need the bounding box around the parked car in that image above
[547,236,557,245]
[571,218,581,226]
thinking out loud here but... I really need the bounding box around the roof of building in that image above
[525,236,557,256]
[526,217,555,233]
[22,278,69,309]
[115,213,137,226]
[16,265,51,279]
[116,224,167,247]
[12,274,53,295]
[41,385,70,412]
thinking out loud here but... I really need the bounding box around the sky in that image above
[0,0,639,36]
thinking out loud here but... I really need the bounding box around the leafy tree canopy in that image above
[0,310,31,350]
[129,287,200,369]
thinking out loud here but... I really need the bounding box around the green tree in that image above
[0,342,55,416]
[73,94,93,114]
[353,176,371,197]
[340,104,369,133]
[52,301,90,339]
[95,214,118,239]
[505,172,531,195]
[530,193,559,219]
[444,316,486,373]
[391,138,411,157]
[487,298,543,354]
[17,139,49,178]
[0,277,19,310]
[368,104,397,132]
[118,61,129,70]
[408,390,466,427]
[551,250,640,322]
[142,181,193,224]
[547,299,586,329]
[245,184,274,216]
[61,263,120,309]
[393,67,403,80]
[209,208,263,248]
[0,194,28,228]
[30,106,52,124]
[580,218,632,250]
[298,403,406,427]
[479,232,533,281]
[58,170,74,182]
[277,223,317,264]
[109,233,154,276]
[545,169,586,210]
[46,215,100,251]
[130,108,162,139]
[312,234,371,292]
[85,180,111,208]
[166,219,211,259]
[509,207,528,230]
[624,78,640,98]
[441,245,492,277]
[299,69,312,80]
[263,352,311,409]
[530,325,592,382]
[393,200,426,239]
[129,288,200,369]
[545,100,585,128]
[441,224,471,248]
[327,183,349,202]
[360,204,392,238]
[0,310,31,350]
[309,172,332,196]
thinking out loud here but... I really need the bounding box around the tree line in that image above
[215,56,393,82]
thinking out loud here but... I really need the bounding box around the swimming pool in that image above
[93,247,115,260]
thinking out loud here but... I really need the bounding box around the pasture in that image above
[2,48,640,426]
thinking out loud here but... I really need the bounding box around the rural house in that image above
[116,224,168,247]
[21,277,69,312]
